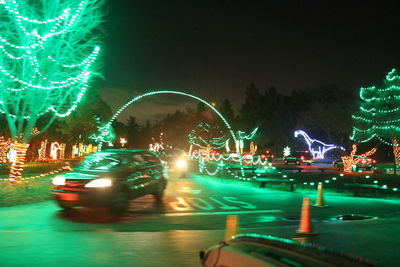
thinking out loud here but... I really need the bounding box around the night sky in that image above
[99,0,400,123]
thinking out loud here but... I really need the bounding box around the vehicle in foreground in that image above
[283,151,315,165]
[200,234,376,267]
[333,156,376,170]
[52,149,167,214]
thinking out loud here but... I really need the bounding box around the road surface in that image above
[0,173,399,266]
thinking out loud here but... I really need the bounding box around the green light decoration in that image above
[350,69,400,166]
[188,122,228,150]
[97,90,237,149]
[237,127,259,140]
[0,0,104,182]
[90,117,116,146]
[351,69,400,146]
[235,127,258,154]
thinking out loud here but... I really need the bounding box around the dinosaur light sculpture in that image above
[294,130,345,159]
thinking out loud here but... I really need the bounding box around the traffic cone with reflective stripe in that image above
[224,215,239,241]
[314,183,327,208]
[297,197,317,235]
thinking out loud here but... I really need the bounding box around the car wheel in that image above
[153,184,165,201]
[110,190,130,214]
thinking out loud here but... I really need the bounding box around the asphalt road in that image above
[0,172,399,266]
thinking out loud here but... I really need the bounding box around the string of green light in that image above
[98,90,237,149]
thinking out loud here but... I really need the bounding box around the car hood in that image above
[62,171,102,181]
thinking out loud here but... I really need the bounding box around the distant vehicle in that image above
[333,156,376,170]
[160,148,188,177]
[52,149,168,214]
[258,150,275,162]
[283,151,314,166]
[200,234,376,267]
[160,148,185,166]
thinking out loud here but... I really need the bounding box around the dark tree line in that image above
[234,82,356,154]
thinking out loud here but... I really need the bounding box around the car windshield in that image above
[78,152,127,171]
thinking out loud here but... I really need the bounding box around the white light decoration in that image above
[78,143,84,156]
[120,137,127,147]
[50,142,65,160]
[283,146,291,157]
[38,139,48,160]
[294,130,345,159]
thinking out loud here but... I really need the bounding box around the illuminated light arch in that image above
[99,90,237,149]
[294,130,345,159]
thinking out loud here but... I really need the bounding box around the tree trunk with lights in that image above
[9,142,30,182]
[392,139,400,175]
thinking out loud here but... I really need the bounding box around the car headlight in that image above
[85,178,113,188]
[176,159,187,169]
[52,176,66,186]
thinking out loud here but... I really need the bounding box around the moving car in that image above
[52,149,168,214]
[283,151,314,165]
[333,156,376,170]
[200,234,376,267]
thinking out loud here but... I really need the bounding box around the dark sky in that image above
[99,0,400,123]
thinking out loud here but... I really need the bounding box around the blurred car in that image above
[52,149,167,214]
[200,234,376,267]
[333,156,376,170]
[283,151,314,165]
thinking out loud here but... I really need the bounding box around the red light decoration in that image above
[341,144,377,173]
[0,136,12,163]
[393,139,400,165]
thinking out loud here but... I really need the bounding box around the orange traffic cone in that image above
[314,183,327,208]
[297,197,317,235]
[224,215,239,241]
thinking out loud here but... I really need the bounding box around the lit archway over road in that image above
[98,90,237,148]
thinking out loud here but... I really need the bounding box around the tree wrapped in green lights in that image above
[351,69,400,166]
[0,0,104,182]
[188,122,227,151]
